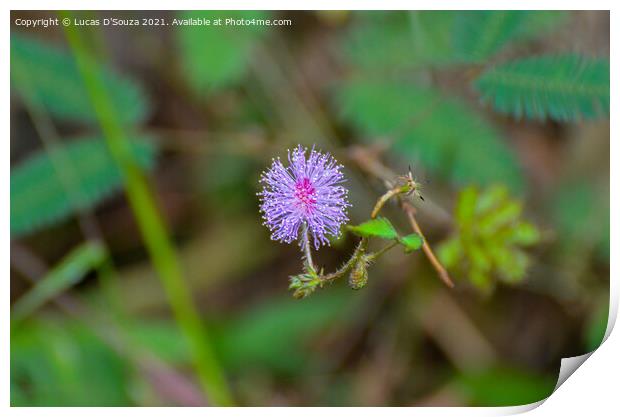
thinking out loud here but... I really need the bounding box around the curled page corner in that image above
[503,289,616,415]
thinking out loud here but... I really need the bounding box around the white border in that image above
[4,1,617,416]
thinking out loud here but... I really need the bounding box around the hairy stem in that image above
[297,170,411,291]
[318,239,366,284]
[350,146,454,289]
[302,223,317,273]
[372,186,409,219]
[367,241,399,262]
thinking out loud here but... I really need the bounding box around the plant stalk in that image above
[61,12,233,406]
[402,202,454,288]
[302,223,317,273]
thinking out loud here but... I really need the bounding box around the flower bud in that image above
[348,258,369,290]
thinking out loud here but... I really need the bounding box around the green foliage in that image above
[289,272,323,299]
[62,18,234,404]
[585,297,609,351]
[196,150,261,213]
[127,320,189,365]
[453,11,525,62]
[348,217,398,240]
[399,233,424,253]
[177,11,268,93]
[454,367,556,406]
[337,79,523,190]
[12,242,106,321]
[452,11,567,62]
[551,181,609,260]
[122,291,358,376]
[11,135,157,237]
[11,34,149,125]
[11,318,132,406]
[515,11,568,40]
[344,11,460,71]
[438,185,541,293]
[475,54,610,121]
[344,11,566,71]
[214,292,357,374]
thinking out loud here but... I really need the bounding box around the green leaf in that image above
[348,217,398,240]
[515,11,568,40]
[126,320,189,365]
[344,11,460,71]
[215,292,357,374]
[12,242,107,321]
[452,11,525,62]
[452,11,566,62]
[551,180,609,260]
[11,135,158,237]
[11,34,149,125]
[454,367,556,406]
[399,233,424,253]
[11,319,132,406]
[176,11,268,92]
[452,11,567,63]
[438,185,540,292]
[336,79,523,191]
[475,54,610,121]
[437,238,461,269]
[510,222,541,246]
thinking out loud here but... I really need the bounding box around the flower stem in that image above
[302,223,317,273]
[350,146,454,289]
[371,185,411,219]
[367,240,399,262]
[313,181,409,286]
[318,239,366,284]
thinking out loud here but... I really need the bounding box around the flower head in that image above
[258,145,350,249]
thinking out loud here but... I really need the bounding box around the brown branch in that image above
[401,202,454,288]
[348,145,455,288]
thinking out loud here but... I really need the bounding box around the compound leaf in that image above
[475,54,610,121]
[176,11,268,93]
[11,33,149,125]
[11,135,157,237]
[337,79,523,191]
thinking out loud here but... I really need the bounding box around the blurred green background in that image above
[10,10,609,406]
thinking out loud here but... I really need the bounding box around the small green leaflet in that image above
[348,217,398,239]
[399,233,424,253]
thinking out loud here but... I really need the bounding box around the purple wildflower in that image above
[258,145,350,250]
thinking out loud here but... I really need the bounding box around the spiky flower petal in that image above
[258,145,350,249]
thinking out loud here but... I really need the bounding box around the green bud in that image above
[289,273,321,299]
[348,258,369,290]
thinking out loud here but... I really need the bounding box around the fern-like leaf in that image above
[474,54,610,121]
[336,79,523,190]
[452,11,525,62]
[11,34,149,125]
[176,11,268,93]
[452,11,566,62]
[344,11,460,71]
[11,135,157,237]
